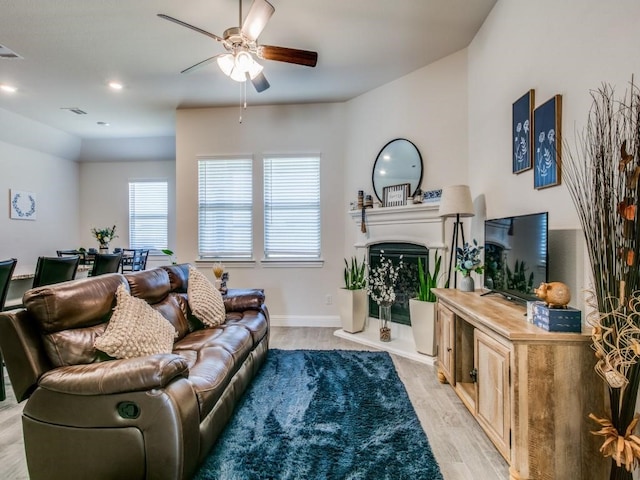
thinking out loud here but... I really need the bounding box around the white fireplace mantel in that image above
[348,202,446,251]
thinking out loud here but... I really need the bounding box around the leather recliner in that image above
[0,263,269,480]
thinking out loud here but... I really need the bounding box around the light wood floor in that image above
[0,327,509,479]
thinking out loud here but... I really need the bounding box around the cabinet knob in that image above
[447,347,452,352]
[470,368,478,383]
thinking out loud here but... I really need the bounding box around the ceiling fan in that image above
[158,0,318,93]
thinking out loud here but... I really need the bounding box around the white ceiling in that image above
[0,0,496,140]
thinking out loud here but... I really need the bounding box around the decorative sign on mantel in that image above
[10,189,37,220]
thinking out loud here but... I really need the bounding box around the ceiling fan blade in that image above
[180,55,222,74]
[241,0,275,41]
[157,14,223,42]
[257,45,318,67]
[250,72,270,93]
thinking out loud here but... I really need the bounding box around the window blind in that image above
[128,181,168,251]
[198,158,253,259]
[264,156,321,259]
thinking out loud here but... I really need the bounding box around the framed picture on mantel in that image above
[383,183,410,207]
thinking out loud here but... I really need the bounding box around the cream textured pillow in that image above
[94,284,177,359]
[187,265,226,327]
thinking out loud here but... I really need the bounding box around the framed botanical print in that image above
[534,95,562,189]
[512,89,534,174]
[383,183,410,207]
[10,189,37,220]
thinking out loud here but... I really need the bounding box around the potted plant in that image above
[409,251,441,355]
[338,256,367,333]
[91,225,118,252]
[456,239,484,292]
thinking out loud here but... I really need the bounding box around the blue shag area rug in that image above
[194,349,444,480]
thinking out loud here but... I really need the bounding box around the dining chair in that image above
[0,258,18,402]
[121,249,149,273]
[33,255,80,288]
[90,252,122,276]
[57,249,90,265]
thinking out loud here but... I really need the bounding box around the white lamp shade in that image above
[217,54,235,77]
[438,185,474,218]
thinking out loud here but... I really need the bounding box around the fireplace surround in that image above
[336,203,447,363]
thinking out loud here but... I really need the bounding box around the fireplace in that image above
[368,242,429,326]
[341,203,447,365]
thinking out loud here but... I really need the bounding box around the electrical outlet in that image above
[325,294,332,305]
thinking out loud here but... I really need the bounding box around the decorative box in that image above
[422,189,442,203]
[531,301,582,332]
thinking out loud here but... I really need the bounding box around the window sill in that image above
[260,258,324,268]
[195,259,256,268]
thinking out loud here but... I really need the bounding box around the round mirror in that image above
[372,138,423,202]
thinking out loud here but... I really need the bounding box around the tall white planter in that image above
[338,288,367,333]
[409,298,436,356]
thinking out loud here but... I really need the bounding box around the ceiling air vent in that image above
[61,107,88,115]
[0,44,23,59]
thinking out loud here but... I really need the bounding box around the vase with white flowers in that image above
[455,239,484,292]
[366,251,403,342]
[91,225,118,252]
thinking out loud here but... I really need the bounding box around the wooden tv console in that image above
[432,289,607,480]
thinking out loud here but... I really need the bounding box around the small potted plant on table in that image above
[456,240,484,292]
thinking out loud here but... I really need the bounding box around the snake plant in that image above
[343,256,366,290]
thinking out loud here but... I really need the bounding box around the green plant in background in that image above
[417,251,442,303]
[505,260,534,294]
[91,225,118,247]
[343,256,366,290]
[162,249,177,265]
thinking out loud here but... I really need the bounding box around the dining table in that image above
[5,265,92,309]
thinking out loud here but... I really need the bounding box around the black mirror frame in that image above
[371,138,423,203]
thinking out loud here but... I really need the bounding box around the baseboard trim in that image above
[270,315,341,328]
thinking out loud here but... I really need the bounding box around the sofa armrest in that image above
[224,288,265,313]
[38,354,189,395]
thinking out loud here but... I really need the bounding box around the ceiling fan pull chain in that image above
[239,81,248,124]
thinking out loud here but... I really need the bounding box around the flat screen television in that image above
[483,212,548,303]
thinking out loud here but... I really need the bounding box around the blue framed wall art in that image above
[512,89,534,174]
[534,95,562,189]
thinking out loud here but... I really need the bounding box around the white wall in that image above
[176,103,346,322]
[78,160,176,253]
[468,0,640,305]
[0,109,81,275]
[469,0,640,225]
[343,49,469,270]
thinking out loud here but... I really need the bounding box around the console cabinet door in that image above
[474,329,511,461]
[437,303,455,385]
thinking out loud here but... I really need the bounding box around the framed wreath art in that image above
[10,189,37,220]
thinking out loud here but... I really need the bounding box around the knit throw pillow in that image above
[94,284,177,359]
[187,265,226,327]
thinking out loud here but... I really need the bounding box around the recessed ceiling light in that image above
[97,121,110,126]
[61,107,87,115]
[0,84,17,93]
[108,81,123,90]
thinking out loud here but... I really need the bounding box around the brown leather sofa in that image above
[0,264,269,480]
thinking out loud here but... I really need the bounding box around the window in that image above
[264,155,321,259]
[128,181,168,252]
[198,158,253,259]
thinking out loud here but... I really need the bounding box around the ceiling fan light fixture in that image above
[235,51,254,72]
[246,60,263,79]
[218,52,263,82]
[216,54,235,77]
